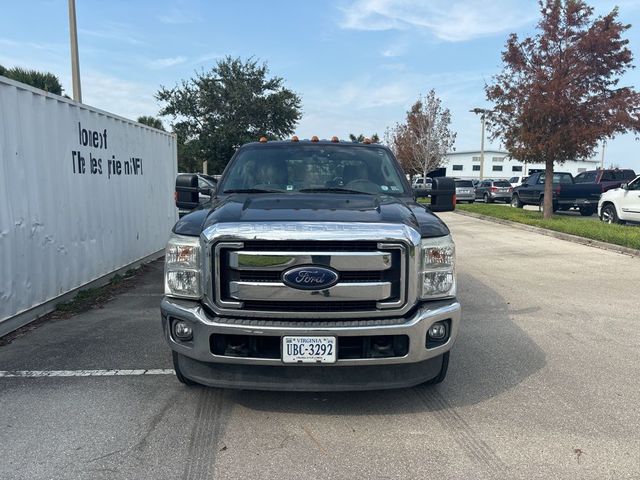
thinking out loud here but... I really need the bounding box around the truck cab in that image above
[162,139,459,391]
[511,171,602,215]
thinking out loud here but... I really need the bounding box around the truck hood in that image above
[173,193,450,238]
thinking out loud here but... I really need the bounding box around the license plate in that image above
[282,336,337,364]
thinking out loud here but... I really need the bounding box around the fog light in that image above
[173,321,193,340]
[428,322,447,340]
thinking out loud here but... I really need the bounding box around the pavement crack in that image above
[301,425,327,454]
[85,446,129,464]
[134,391,180,453]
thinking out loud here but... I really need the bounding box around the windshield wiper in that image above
[222,188,283,194]
[298,187,372,195]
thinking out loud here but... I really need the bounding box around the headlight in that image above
[164,234,202,299]
[419,235,456,300]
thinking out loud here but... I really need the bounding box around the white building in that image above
[443,150,600,180]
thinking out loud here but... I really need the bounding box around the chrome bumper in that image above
[161,297,461,367]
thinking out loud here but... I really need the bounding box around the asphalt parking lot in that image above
[1,213,638,480]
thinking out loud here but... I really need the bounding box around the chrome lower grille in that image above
[213,240,406,315]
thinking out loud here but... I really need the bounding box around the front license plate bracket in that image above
[282,336,337,364]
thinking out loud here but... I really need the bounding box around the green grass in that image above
[54,267,142,315]
[457,203,640,250]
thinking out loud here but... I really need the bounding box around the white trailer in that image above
[0,76,178,335]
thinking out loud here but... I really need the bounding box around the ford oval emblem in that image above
[282,266,339,291]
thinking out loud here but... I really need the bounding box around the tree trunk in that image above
[543,159,554,219]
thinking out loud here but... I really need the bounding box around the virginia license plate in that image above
[282,336,337,364]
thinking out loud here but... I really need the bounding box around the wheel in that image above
[511,194,523,208]
[600,204,624,224]
[172,351,198,386]
[579,207,595,216]
[484,193,492,204]
[427,352,450,385]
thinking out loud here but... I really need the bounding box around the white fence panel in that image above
[0,77,177,330]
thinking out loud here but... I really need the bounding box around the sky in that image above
[2,0,640,169]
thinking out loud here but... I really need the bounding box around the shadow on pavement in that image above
[231,271,546,415]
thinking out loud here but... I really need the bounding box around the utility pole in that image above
[471,108,491,180]
[600,140,606,169]
[68,0,82,102]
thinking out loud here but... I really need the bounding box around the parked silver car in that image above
[475,179,513,203]
[454,180,475,203]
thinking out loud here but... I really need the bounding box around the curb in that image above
[454,209,640,258]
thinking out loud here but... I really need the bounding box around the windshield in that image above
[455,180,473,187]
[539,173,574,184]
[220,145,408,195]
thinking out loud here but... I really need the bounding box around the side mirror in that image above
[199,183,216,198]
[175,174,199,211]
[620,183,628,190]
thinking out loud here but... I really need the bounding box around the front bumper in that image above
[490,192,511,200]
[161,297,461,390]
[456,192,475,201]
[557,198,598,209]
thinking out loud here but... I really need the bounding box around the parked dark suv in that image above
[574,168,636,192]
[475,179,512,203]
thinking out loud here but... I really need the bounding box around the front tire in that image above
[511,194,523,208]
[600,204,624,224]
[426,352,450,385]
[579,207,595,216]
[484,193,492,204]
[172,351,198,386]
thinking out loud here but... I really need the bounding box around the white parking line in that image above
[0,369,175,378]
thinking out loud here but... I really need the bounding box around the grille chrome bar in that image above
[229,281,392,302]
[228,251,392,271]
[376,243,406,310]
[203,222,421,319]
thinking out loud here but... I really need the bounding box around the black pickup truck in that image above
[511,172,602,215]
[163,138,459,391]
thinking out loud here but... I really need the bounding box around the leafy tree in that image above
[137,116,165,131]
[173,122,201,173]
[0,65,63,95]
[486,0,640,218]
[385,90,456,180]
[156,56,302,173]
[349,133,380,143]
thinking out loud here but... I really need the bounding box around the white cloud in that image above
[380,37,409,57]
[340,0,538,41]
[81,71,159,121]
[148,56,187,69]
[190,52,224,66]
[79,22,147,46]
[158,9,202,25]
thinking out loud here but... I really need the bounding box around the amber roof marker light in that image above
[331,136,339,143]
[291,135,299,142]
[259,136,268,143]
[311,135,319,142]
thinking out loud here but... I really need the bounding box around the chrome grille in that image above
[213,241,406,315]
